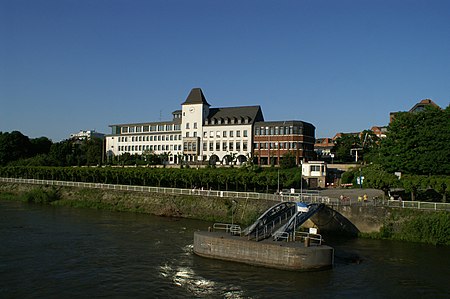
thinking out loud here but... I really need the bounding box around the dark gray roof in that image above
[206,106,264,125]
[181,88,210,106]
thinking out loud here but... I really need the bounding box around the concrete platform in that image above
[193,231,334,271]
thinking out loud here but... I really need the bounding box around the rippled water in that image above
[0,200,449,298]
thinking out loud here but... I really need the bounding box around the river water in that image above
[0,200,449,298]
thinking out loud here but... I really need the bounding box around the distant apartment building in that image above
[105,88,316,165]
[70,130,105,141]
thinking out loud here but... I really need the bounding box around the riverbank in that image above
[0,182,273,227]
[1,182,449,245]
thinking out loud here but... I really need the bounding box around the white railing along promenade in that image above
[1,177,449,211]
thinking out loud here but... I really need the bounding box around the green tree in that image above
[333,134,361,163]
[0,131,33,165]
[85,137,103,166]
[372,105,450,175]
[280,151,297,169]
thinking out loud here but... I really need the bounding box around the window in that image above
[236,130,240,137]
[216,142,220,151]
[150,125,157,132]
[193,132,197,137]
[275,127,279,135]
[136,126,142,133]
[223,131,227,138]
[243,130,248,137]
[186,123,190,129]
[210,131,214,138]
[193,122,197,129]
[216,131,220,138]
[209,142,213,151]
[158,125,164,131]
[204,131,207,138]
[243,141,248,151]
[166,124,172,131]
[230,131,234,137]
[122,127,129,133]
[255,128,260,135]
[280,127,284,135]
[223,142,227,151]
[203,142,207,151]
[254,143,258,149]
[186,132,189,137]
[184,142,188,151]
[143,126,149,132]
[311,165,321,172]
[129,127,135,133]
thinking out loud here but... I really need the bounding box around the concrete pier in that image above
[193,231,334,271]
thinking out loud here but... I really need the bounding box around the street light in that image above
[266,127,270,166]
[231,199,237,225]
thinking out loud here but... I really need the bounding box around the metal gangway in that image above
[242,202,297,241]
[241,202,324,241]
[272,203,325,241]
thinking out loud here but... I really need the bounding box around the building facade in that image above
[70,130,105,141]
[105,88,315,165]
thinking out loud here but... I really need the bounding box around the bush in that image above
[23,187,61,204]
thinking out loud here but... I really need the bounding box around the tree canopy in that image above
[369,105,450,175]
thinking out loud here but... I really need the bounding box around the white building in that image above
[70,130,105,141]
[301,161,327,188]
[105,88,264,165]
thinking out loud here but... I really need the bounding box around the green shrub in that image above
[23,188,61,204]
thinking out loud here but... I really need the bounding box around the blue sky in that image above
[1,0,449,141]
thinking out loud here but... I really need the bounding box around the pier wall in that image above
[194,231,333,271]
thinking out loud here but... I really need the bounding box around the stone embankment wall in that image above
[0,182,396,234]
[0,182,274,226]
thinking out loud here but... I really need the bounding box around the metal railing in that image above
[295,232,323,246]
[1,177,449,211]
[212,223,241,235]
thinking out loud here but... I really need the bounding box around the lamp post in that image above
[231,199,237,226]
[277,168,280,194]
[300,163,303,201]
[266,126,270,166]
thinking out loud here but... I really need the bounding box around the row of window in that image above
[118,144,182,152]
[118,135,182,142]
[201,141,248,152]
[203,130,248,138]
[121,124,181,134]
[254,142,305,150]
[255,126,303,136]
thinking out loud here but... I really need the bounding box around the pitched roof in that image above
[181,88,210,106]
[206,106,264,125]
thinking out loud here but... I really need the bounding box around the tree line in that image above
[0,131,103,167]
[0,166,304,193]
